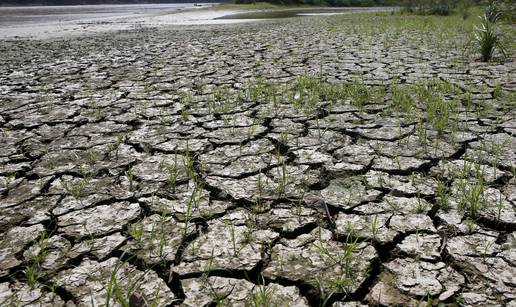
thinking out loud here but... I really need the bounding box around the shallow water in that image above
[0,3,208,27]
[217,7,387,20]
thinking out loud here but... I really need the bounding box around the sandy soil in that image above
[0,5,257,40]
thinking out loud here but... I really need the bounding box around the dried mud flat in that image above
[0,14,515,307]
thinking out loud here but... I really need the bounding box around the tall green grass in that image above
[473,2,508,61]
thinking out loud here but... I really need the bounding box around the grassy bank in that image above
[211,2,293,10]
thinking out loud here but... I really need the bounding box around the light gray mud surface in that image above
[0,13,515,306]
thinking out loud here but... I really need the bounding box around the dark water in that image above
[0,3,204,27]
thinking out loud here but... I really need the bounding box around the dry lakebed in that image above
[0,6,515,307]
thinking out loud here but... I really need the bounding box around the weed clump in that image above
[473,1,507,62]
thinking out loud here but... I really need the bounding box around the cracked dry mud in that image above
[1,12,515,307]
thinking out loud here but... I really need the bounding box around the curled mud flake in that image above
[447,182,515,225]
[55,195,107,216]
[434,205,465,231]
[126,125,181,146]
[203,139,274,163]
[446,234,515,286]
[500,232,515,265]
[479,188,516,224]
[0,178,50,209]
[263,228,377,296]
[0,128,36,145]
[326,161,367,175]
[0,195,60,229]
[69,232,126,260]
[182,277,309,306]
[23,235,72,272]
[365,170,437,196]
[19,138,49,160]
[33,123,72,142]
[284,129,352,151]
[50,176,123,198]
[370,135,460,159]
[372,155,430,173]
[205,174,274,201]
[0,224,44,277]
[461,292,494,306]
[465,134,515,170]
[333,144,375,166]
[397,234,441,261]
[389,214,436,233]
[271,118,305,134]
[464,274,516,304]
[123,214,195,264]
[366,273,419,306]
[68,122,131,138]
[362,195,432,215]
[321,177,382,210]
[354,125,414,141]
[53,257,175,306]
[173,219,279,275]
[384,258,464,298]
[31,149,91,177]
[292,148,333,165]
[503,178,516,202]
[205,125,267,145]
[351,200,394,215]
[335,213,397,243]
[58,202,140,238]
[45,136,88,151]
[203,115,255,129]
[153,137,211,153]
[201,140,274,173]
[0,162,31,177]
[308,113,370,131]
[9,105,80,129]
[139,181,214,219]
[256,205,319,233]
[433,159,510,184]
[0,176,16,194]
[206,154,275,178]
[91,143,141,172]
[0,282,65,306]
[267,164,321,194]
[132,154,189,183]
[51,177,132,215]
[333,302,368,307]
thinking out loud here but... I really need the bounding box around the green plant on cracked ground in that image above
[23,231,50,289]
[60,176,88,199]
[455,161,488,217]
[313,234,361,295]
[473,2,507,61]
[105,257,152,307]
